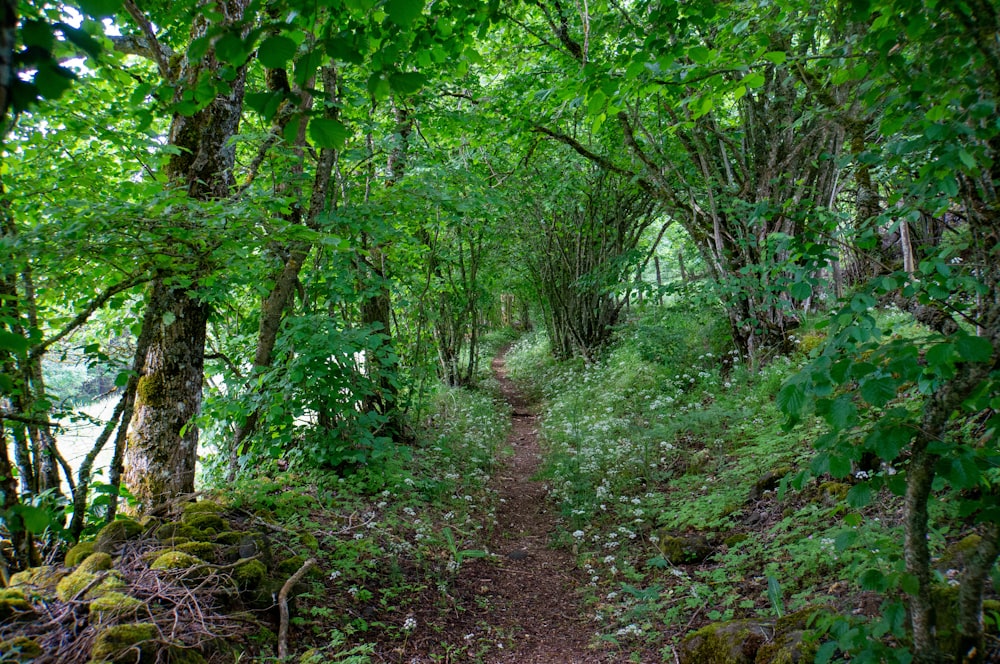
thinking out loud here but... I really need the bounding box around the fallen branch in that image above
[277,557,316,660]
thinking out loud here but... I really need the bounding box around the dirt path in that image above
[419,350,611,663]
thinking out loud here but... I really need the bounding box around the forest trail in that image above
[415,349,612,663]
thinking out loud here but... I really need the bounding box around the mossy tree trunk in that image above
[123,0,249,511]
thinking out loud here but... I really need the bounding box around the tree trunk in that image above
[955,523,1000,664]
[124,281,209,508]
[123,1,248,511]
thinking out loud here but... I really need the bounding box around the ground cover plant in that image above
[504,303,999,663]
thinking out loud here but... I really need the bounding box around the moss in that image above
[817,482,850,505]
[181,512,226,532]
[160,537,192,547]
[748,466,793,501]
[797,331,826,355]
[136,372,167,408]
[182,500,223,516]
[79,551,113,573]
[0,636,43,660]
[9,565,66,596]
[138,515,161,530]
[90,622,158,663]
[156,522,203,541]
[65,541,96,567]
[56,568,126,602]
[233,558,268,590]
[678,620,768,664]
[774,605,830,633]
[298,532,319,550]
[164,645,207,664]
[937,534,983,571]
[724,533,750,548]
[755,630,818,664]
[151,550,204,571]
[214,531,242,545]
[94,518,143,554]
[89,592,144,623]
[173,541,218,561]
[0,587,34,621]
[276,555,306,576]
[659,533,713,564]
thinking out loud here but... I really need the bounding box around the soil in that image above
[408,349,615,663]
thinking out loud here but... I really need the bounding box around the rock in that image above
[755,630,818,663]
[80,551,114,573]
[936,534,983,573]
[233,558,268,590]
[214,531,242,545]
[65,541,97,567]
[0,636,43,661]
[182,500,224,516]
[659,533,714,564]
[89,592,144,623]
[679,620,770,664]
[90,623,158,663]
[156,522,204,542]
[724,533,750,548]
[151,550,208,573]
[181,512,227,533]
[9,565,66,596]
[94,518,143,554]
[817,482,849,506]
[748,466,792,501]
[0,588,34,621]
[173,541,219,562]
[56,566,125,602]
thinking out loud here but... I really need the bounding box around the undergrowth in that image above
[503,303,926,661]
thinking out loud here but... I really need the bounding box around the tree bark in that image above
[124,0,249,511]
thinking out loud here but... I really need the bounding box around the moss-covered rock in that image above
[181,511,226,532]
[156,522,206,542]
[755,630,818,663]
[65,541,97,567]
[276,555,307,576]
[233,558,268,590]
[164,645,207,664]
[214,531,242,545]
[724,533,750,548]
[298,532,319,550]
[936,534,983,573]
[174,541,218,561]
[90,622,158,663]
[89,592,144,623]
[80,551,114,573]
[0,588,34,621]
[94,518,143,554]
[150,551,212,584]
[0,636,43,661]
[182,500,223,516]
[56,567,126,602]
[137,515,161,530]
[817,482,849,506]
[659,533,714,564]
[748,466,793,501]
[9,565,66,596]
[679,620,770,664]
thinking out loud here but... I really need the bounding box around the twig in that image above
[277,557,316,660]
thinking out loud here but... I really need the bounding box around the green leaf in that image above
[846,484,872,508]
[829,454,852,478]
[688,45,711,64]
[860,376,896,407]
[76,0,119,18]
[743,72,765,88]
[789,280,812,300]
[762,51,787,64]
[257,35,298,69]
[955,334,992,363]
[161,311,176,326]
[12,505,51,534]
[34,62,76,100]
[385,0,425,27]
[776,379,807,416]
[0,330,30,354]
[388,71,427,95]
[308,118,350,149]
[215,33,252,65]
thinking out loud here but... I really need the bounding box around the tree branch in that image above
[120,0,175,81]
